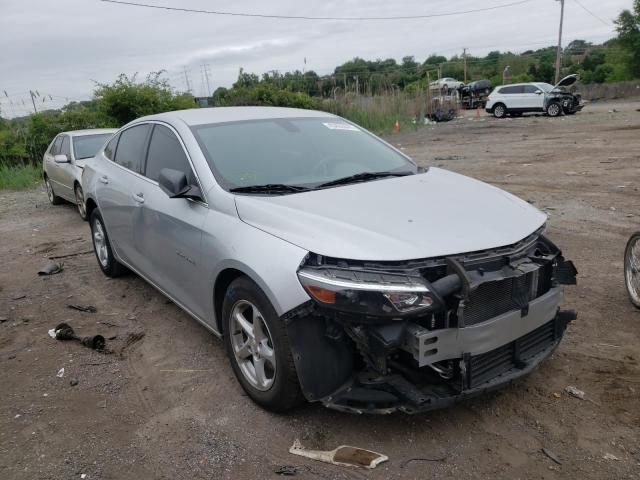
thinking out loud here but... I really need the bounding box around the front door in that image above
[133,123,209,319]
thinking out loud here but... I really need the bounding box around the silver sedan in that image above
[82,107,576,413]
[43,129,116,219]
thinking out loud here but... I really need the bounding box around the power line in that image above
[99,0,534,21]
[572,0,612,27]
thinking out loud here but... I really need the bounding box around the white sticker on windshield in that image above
[322,122,360,131]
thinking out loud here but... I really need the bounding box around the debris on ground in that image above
[37,261,64,276]
[56,367,65,378]
[565,386,585,399]
[541,447,563,465]
[67,304,97,313]
[603,453,620,461]
[70,378,79,386]
[52,322,106,350]
[274,465,300,476]
[0,316,8,323]
[433,155,465,161]
[289,439,388,469]
[400,456,447,468]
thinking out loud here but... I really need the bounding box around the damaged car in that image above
[486,74,584,118]
[82,107,577,413]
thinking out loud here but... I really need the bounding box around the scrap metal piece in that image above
[38,261,64,276]
[53,322,106,350]
[289,439,388,469]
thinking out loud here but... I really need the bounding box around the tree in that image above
[94,71,194,126]
[615,0,640,77]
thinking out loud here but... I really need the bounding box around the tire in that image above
[89,209,127,278]
[624,232,640,309]
[44,176,63,205]
[493,103,507,118]
[547,102,562,117]
[74,184,88,221]
[222,276,304,412]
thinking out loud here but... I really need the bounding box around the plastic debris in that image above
[565,386,585,399]
[67,305,97,313]
[38,261,64,276]
[275,465,299,476]
[289,439,388,469]
[603,453,619,461]
[48,328,57,338]
[56,368,65,378]
[70,378,79,386]
[542,447,562,465]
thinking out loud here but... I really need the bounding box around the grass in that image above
[0,162,42,190]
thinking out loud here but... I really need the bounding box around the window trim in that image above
[105,121,208,206]
[60,134,71,159]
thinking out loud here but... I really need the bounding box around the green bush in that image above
[0,162,41,190]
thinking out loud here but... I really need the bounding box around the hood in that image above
[235,168,547,261]
[554,74,578,90]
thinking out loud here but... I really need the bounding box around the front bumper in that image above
[284,235,577,414]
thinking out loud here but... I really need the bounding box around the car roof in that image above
[60,128,118,136]
[134,106,337,127]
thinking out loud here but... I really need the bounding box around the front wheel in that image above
[624,232,640,309]
[547,102,562,117]
[222,276,304,412]
[75,184,88,221]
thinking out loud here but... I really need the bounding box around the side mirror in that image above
[54,154,69,163]
[158,168,202,201]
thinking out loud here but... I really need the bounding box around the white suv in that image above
[485,75,583,118]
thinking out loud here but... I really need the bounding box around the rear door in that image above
[501,85,525,109]
[97,123,153,266]
[134,123,209,318]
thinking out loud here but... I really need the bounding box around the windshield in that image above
[191,117,416,191]
[72,133,113,160]
[536,83,554,93]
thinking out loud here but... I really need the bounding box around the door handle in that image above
[132,193,145,204]
[99,176,109,184]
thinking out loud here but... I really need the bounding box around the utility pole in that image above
[437,64,442,79]
[29,90,37,114]
[200,64,212,96]
[182,66,192,93]
[463,48,468,83]
[555,0,565,84]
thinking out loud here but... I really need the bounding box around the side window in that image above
[145,125,195,184]
[60,135,71,157]
[114,124,152,174]
[499,86,524,94]
[50,136,63,155]
[104,133,119,160]
[524,85,540,94]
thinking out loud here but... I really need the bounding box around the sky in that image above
[0,0,633,117]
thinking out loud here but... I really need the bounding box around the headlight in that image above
[297,267,441,317]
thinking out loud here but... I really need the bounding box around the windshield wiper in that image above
[229,184,309,194]
[317,171,414,188]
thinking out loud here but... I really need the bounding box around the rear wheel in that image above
[547,102,562,117]
[44,176,63,205]
[75,184,88,221]
[90,209,127,277]
[624,232,640,309]
[493,103,507,118]
[222,276,304,412]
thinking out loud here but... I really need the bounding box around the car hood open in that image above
[553,74,578,90]
[235,168,547,261]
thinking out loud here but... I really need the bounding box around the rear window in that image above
[73,134,113,160]
[113,124,152,174]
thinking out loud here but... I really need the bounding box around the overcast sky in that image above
[0,0,632,117]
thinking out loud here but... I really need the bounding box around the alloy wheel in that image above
[230,300,276,391]
[75,186,86,218]
[92,218,109,268]
[548,103,561,117]
[45,178,54,202]
[494,105,505,118]
[625,235,640,306]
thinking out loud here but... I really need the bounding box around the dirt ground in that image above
[1,99,639,480]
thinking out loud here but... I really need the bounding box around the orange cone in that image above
[394,119,400,132]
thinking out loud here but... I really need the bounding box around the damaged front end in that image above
[284,230,578,414]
